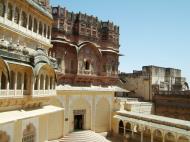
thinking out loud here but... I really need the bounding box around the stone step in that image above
[59,130,110,142]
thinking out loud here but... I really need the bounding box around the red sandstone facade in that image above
[50,6,120,86]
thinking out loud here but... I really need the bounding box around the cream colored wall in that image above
[0,111,64,142]
[125,76,151,100]
[14,121,22,142]
[39,115,48,142]
[48,111,64,140]
[95,97,110,132]
[56,90,114,135]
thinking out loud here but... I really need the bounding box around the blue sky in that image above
[51,0,190,83]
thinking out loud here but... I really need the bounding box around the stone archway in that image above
[178,136,189,142]
[95,97,110,132]
[70,97,91,131]
[165,132,175,142]
[0,131,10,142]
[125,122,132,133]
[118,120,124,135]
[78,42,102,76]
[153,129,163,142]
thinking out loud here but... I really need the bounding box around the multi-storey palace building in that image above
[49,6,123,135]
[51,6,120,86]
[1,1,190,142]
[0,0,64,142]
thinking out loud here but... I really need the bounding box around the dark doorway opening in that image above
[74,115,84,130]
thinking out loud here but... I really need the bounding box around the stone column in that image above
[37,76,40,96]
[124,124,126,136]
[31,76,35,96]
[141,130,144,142]
[21,73,24,96]
[162,132,165,142]
[14,71,17,96]
[49,26,52,39]
[0,71,2,90]
[94,97,96,131]
[32,16,34,32]
[90,96,93,131]
[12,3,16,22]
[37,20,39,34]
[43,75,46,94]
[45,24,48,38]
[151,130,154,142]
[109,97,112,131]
[4,1,8,20]
[42,23,44,37]
[6,78,9,96]
[19,9,22,26]
[26,13,29,30]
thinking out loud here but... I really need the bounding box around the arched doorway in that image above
[22,123,36,142]
[153,129,163,142]
[70,97,91,131]
[118,120,124,135]
[125,122,132,133]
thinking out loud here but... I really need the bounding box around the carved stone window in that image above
[85,60,90,70]
[33,18,37,33]
[22,124,36,142]
[7,3,13,20]
[21,11,27,28]
[0,131,10,142]
[14,7,20,24]
[0,0,5,17]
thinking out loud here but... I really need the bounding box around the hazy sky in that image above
[51,0,190,83]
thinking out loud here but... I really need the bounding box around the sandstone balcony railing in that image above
[0,90,7,97]
[33,90,56,97]
[0,89,24,98]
